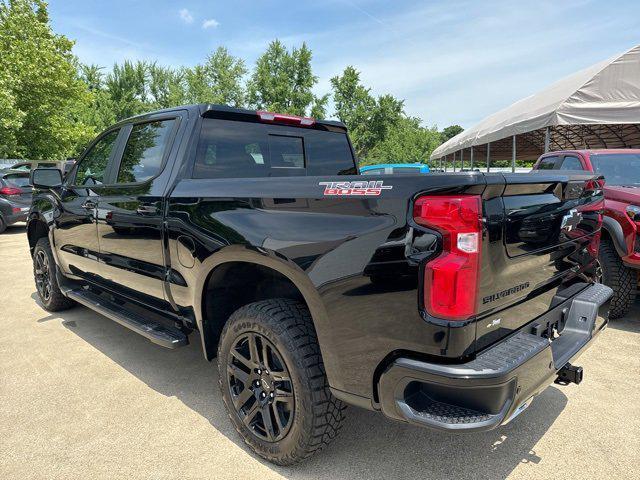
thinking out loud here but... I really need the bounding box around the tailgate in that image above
[476,171,604,349]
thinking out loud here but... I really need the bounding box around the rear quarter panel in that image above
[166,173,487,398]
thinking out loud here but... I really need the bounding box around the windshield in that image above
[590,154,640,187]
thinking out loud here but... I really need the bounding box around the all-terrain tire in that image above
[599,238,637,319]
[217,298,346,465]
[33,237,76,312]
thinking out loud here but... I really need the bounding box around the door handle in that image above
[81,200,96,210]
[136,205,158,215]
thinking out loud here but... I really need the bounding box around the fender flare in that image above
[601,216,628,257]
[193,245,330,360]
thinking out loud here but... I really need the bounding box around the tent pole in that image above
[470,146,474,170]
[461,149,464,171]
[544,127,550,153]
[487,143,491,172]
[512,135,516,173]
[453,151,456,172]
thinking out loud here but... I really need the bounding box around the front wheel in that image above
[33,237,76,312]
[599,239,637,319]
[217,299,346,465]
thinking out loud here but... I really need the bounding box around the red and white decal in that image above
[319,180,393,196]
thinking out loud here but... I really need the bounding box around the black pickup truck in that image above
[28,104,612,465]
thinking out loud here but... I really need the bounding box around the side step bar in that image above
[65,288,188,349]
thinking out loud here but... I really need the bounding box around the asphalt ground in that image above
[1,223,639,480]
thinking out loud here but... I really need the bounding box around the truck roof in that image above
[542,148,640,156]
[116,103,348,131]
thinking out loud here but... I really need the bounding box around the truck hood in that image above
[604,185,640,205]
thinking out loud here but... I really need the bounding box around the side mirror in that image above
[31,167,62,189]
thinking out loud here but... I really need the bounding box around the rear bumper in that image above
[3,211,28,224]
[377,283,613,432]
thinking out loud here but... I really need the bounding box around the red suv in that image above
[533,149,640,318]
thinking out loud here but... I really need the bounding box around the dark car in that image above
[27,104,611,465]
[8,160,59,172]
[0,169,32,233]
[533,149,640,318]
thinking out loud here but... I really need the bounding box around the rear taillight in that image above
[0,186,21,196]
[413,195,482,320]
[257,110,315,126]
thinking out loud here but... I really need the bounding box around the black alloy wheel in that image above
[34,249,52,302]
[217,299,346,465]
[32,237,76,312]
[227,332,294,442]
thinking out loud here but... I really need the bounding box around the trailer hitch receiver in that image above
[555,363,583,385]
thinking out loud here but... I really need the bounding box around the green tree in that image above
[0,0,93,159]
[183,47,247,106]
[331,66,405,161]
[148,63,186,109]
[247,40,324,116]
[440,124,463,143]
[368,117,441,164]
[78,64,116,133]
[105,60,150,121]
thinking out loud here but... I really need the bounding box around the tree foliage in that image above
[183,47,247,106]
[248,40,325,117]
[0,5,446,164]
[440,124,463,143]
[0,0,93,159]
[331,66,439,164]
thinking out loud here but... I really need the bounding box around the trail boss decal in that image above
[482,282,531,305]
[319,180,393,196]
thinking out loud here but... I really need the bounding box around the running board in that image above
[65,288,188,349]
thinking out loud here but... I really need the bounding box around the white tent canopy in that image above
[431,45,640,160]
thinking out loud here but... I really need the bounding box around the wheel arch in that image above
[26,213,50,255]
[601,216,628,257]
[194,246,329,363]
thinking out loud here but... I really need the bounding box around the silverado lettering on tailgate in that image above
[482,282,531,305]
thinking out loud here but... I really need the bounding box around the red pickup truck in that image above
[533,149,640,318]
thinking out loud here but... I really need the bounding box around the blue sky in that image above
[49,0,640,128]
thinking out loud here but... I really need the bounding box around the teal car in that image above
[359,163,430,175]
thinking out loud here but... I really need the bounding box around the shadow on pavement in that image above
[34,298,569,480]
[1,223,27,235]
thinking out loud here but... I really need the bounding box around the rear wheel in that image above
[217,299,346,465]
[33,237,76,312]
[599,239,637,319]
[0,215,6,234]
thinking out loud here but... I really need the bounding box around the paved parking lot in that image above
[1,224,639,480]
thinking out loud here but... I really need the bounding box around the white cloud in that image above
[179,8,194,24]
[202,18,220,29]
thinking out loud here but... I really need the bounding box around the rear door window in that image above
[536,156,559,169]
[361,168,386,175]
[559,155,584,171]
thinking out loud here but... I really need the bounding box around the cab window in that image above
[116,120,176,184]
[536,156,559,170]
[74,129,120,186]
[559,156,584,171]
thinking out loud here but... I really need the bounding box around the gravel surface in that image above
[1,224,639,480]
